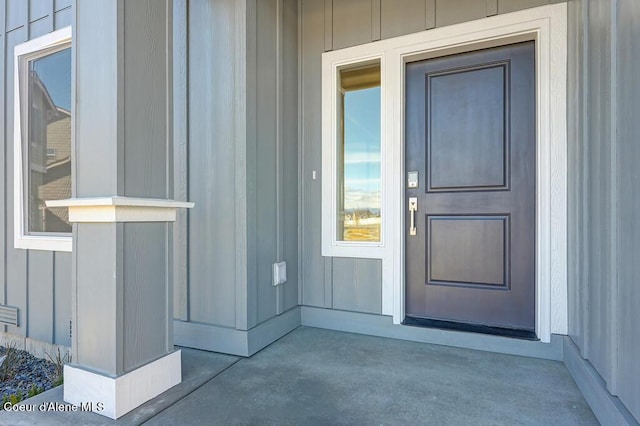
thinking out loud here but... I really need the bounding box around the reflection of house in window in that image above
[28,65,71,233]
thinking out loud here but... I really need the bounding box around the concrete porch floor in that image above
[0,327,598,425]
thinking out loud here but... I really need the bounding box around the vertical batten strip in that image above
[70,0,78,366]
[276,0,285,315]
[166,0,173,202]
[324,0,332,51]
[47,0,54,32]
[486,0,498,16]
[52,252,57,344]
[25,0,29,38]
[47,0,56,350]
[165,0,174,354]
[425,0,435,29]
[297,0,304,306]
[580,0,590,360]
[23,0,30,341]
[246,0,258,329]
[325,258,333,308]
[172,0,188,321]
[371,0,380,41]
[608,0,618,396]
[567,0,584,350]
[0,0,7,314]
[323,0,333,308]
[234,0,249,331]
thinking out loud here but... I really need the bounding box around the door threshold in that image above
[403,316,537,340]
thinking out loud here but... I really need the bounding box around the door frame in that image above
[321,4,567,342]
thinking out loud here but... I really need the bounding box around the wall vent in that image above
[0,305,19,326]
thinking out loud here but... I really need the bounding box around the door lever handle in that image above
[408,197,418,236]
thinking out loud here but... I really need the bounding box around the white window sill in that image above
[15,235,72,252]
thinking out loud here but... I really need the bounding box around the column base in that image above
[63,350,182,419]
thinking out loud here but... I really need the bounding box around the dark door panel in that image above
[405,42,535,331]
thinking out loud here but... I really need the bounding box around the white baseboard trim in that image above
[63,350,182,419]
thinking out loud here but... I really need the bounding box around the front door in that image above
[404,42,536,335]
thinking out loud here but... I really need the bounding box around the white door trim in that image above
[321,3,567,343]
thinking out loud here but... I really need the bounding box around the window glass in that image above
[338,64,381,242]
[26,47,72,234]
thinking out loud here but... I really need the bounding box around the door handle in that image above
[408,197,418,236]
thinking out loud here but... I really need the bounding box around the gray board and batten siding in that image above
[299,0,566,316]
[1,0,637,422]
[175,0,299,339]
[0,0,566,354]
[567,0,640,422]
[0,0,73,349]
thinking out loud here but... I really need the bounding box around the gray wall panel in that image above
[187,0,237,327]
[332,0,372,50]
[300,0,325,307]
[585,0,613,389]
[123,223,168,372]
[615,0,640,418]
[435,0,486,27]
[75,1,120,196]
[54,0,71,13]
[381,0,426,39]
[75,223,119,374]
[180,0,298,331]
[0,0,6,315]
[241,0,299,324]
[332,258,382,314]
[123,0,169,199]
[255,0,278,324]
[29,14,52,38]
[300,0,327,308]
[29,0,51,22]
[568,0,640,421]
[5,0,26,32]
[53,6,71,28]
[53,252,71,347]
[566,0,585,352]
[498,0,549,14]
[27,251,54,343]
[282,0,299,312]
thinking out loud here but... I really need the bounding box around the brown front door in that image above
[404,42,536,334]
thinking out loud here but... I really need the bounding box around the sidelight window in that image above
[322,53,385,257]
[337,63,381,242]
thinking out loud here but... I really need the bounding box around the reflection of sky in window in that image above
[32,48,71,111]
[343,86,380,211]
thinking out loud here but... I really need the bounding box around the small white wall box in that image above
[273,261,287,286]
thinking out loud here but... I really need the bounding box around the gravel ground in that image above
[0,346,60,404]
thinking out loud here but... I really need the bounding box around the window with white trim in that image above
[337,63,381,242]
[14,27,72,252]
[322,56,385,258]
